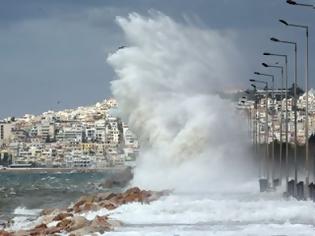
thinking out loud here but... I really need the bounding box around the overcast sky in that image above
[1,0,315,119]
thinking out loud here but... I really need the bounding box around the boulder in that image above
[75,196,95,206]
[99,200,118,210]
[95,192,117,202]
[39,214,57,226]
[68,226,96,236]
[0,230,10,236]
[44,226,63,235]
[57,218,72,229]
[73,195,98,213]
[34,223,47,230]
[124,187,141,195]
[109,194,124,205]
[81,202,100,212]
[53,212,73,221]
[4,187,166,236]
[29,224,48,236]
[66,216,89,232]
[90,216,111,233]
[13,230,28,236]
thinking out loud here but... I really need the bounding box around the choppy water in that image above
[0,170,123,222]
[99,182,315,236]
[4,178,315,235]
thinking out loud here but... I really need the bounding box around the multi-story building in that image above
[0,98,139,168]
[56,126,84,143]
[0,122,13,146]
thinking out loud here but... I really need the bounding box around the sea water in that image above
[0,170,120,224]
[102,182,315,236]
[5,179,315,235]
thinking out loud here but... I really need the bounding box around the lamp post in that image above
[254,72,275,187]
[251,84,258,152]
[250,78,269,191]
[279,19,310,193]
[245,90,254,144]
[251,84,261,176]
[286,0,315,8]
[263,52,289,191]
[262,62,284,185]
[270,37,298,196]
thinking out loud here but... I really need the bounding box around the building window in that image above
[0,125,3,139]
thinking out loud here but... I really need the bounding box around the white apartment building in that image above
[38,122,55,139]
[85,127,96,141]
[57,126,84,142]
[95,120,106,143]
[105,117,120,145]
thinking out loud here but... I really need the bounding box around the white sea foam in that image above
[109,193,315,226]
[80,208,111,221]
[13,207,41,216]
[9,207,42,231]
[77,188,314,235]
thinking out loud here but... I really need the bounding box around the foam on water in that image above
[6,183,315,235]
[9,207,42,231]
[13,207,42,216]
[96,187,315,235]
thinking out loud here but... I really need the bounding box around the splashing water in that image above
[106,12,315,235]
[107,12,252,191]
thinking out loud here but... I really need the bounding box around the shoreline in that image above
[0,167,128,174]
[1,187,164,235]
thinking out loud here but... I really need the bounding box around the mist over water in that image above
[108,12,253,192]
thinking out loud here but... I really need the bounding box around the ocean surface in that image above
[0,170,122,223]
[102,182,315,236]
[3,177,315,235]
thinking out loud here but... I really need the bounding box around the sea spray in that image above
[107,12,253,191]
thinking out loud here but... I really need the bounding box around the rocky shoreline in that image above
[0,187,168,236]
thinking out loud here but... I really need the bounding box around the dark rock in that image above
[66,216,89,232]
[0,230,11,236]
[57,218,72,229]
[53,212,73,221]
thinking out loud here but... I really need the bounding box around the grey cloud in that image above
[1,0,315,119]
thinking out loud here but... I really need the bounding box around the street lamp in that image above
[262,62,285,186]
[279,18,310,198]
[251,83,263,180]
[270,37,298,196]
[263,52,289,192]
[286,0,315,8]
[251,78,269,192]
[254,73,275,186]
[251,83,262,179]
[248,86,259,161]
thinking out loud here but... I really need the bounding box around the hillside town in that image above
[0,98,138,168]
[238,88,315,144]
